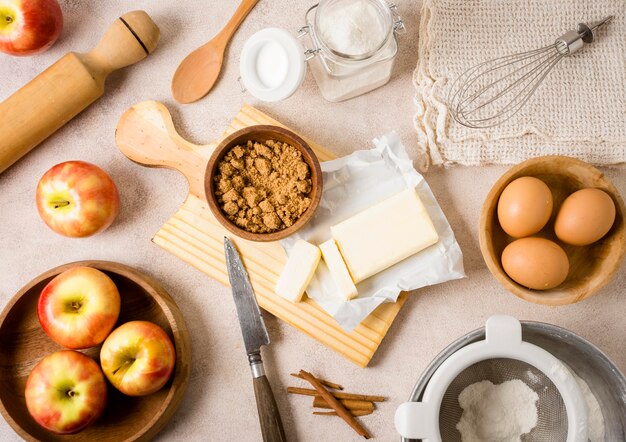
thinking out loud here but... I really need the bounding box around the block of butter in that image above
[275,239,321,302]
[331,188,439,283]
[319,239,358,301]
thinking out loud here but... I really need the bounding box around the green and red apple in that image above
[0,0,63,56]
[36,161,120,238]
[38,266,121,349]
[100,321,175,396]
[25,350,107,434]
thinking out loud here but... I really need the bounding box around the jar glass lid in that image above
[239,28,306,102]
[314,0,393,60]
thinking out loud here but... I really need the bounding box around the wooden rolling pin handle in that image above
[82,10,160,76]
[0,10,159,175]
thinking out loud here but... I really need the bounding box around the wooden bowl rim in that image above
[205,125,323,242]
[0,260,191,442]
[479,155,626,306]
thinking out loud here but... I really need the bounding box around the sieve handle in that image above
[395,402,437,440]
[485,314,522,345]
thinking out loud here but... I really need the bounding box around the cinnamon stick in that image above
[313,397,374,412]
[290,373,343,390]
[287,387,385,402]
[298,370,371,439]
[314,410,373,417]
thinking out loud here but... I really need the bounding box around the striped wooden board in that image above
[115,101,408,367]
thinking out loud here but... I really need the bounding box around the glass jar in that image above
[238,0,404,103]
[301,0,405,102]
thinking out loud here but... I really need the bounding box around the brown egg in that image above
[497,177,553,238]
[501,237,569,290]
[555,188,616,246]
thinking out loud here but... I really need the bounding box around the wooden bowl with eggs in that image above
[479,156,625,306]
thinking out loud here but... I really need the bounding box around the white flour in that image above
[457,379,538,442]
[318,0,386,56]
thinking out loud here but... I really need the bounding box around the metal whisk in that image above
[447,16,614,128]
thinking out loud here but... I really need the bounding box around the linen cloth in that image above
[414,0,626,167]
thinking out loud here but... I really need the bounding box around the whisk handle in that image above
[556,15,613,55]
[555,30,584,55]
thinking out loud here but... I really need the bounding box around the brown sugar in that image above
[214,139,313,233]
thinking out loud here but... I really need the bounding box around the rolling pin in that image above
[0,10,160,174]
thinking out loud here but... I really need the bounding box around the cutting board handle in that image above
[115,101,209,199]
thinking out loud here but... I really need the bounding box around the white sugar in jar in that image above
[239,0,404,102]
[317,0,388,57]
[305,0,405,102]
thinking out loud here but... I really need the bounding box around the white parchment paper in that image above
[281,132,465,331]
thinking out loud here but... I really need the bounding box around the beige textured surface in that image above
[0,1,624,441]
[415,0,626,166]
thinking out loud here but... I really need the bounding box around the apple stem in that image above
[113,359,135,375]
[51,200,70,209]
[5,16,12,23]
[67,390,75,398]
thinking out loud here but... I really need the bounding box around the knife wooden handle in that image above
[253,374,287,442]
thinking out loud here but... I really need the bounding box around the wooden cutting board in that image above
[115,101,408,367]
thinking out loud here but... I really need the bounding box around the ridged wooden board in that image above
[116,101,408,367]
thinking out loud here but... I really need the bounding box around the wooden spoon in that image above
[172,0,259,104]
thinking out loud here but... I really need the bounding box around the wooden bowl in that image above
[0,261,191,442]
[479,156,626,305]
[205,125,323,242]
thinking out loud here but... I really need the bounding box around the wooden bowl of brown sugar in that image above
[206,125,323,242]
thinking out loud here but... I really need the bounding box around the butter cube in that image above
[331,188,439,283]
[275,240,321,302]
[319,239,358,301]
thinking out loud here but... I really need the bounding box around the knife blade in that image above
[224,237,270,355]
[224,237,287,442]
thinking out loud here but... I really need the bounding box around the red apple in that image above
[100,321,175,396]
[38,266,121,349]
[36,161,120,238]
[0,0,63,56]
[25,350,107,434]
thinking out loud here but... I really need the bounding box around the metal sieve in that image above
[395,316,588,441]
[397,318,626,442]
[439,358,567,441]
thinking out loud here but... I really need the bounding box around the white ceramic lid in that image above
[239,28,306,102]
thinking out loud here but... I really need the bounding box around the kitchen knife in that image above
[224,237,287,442]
